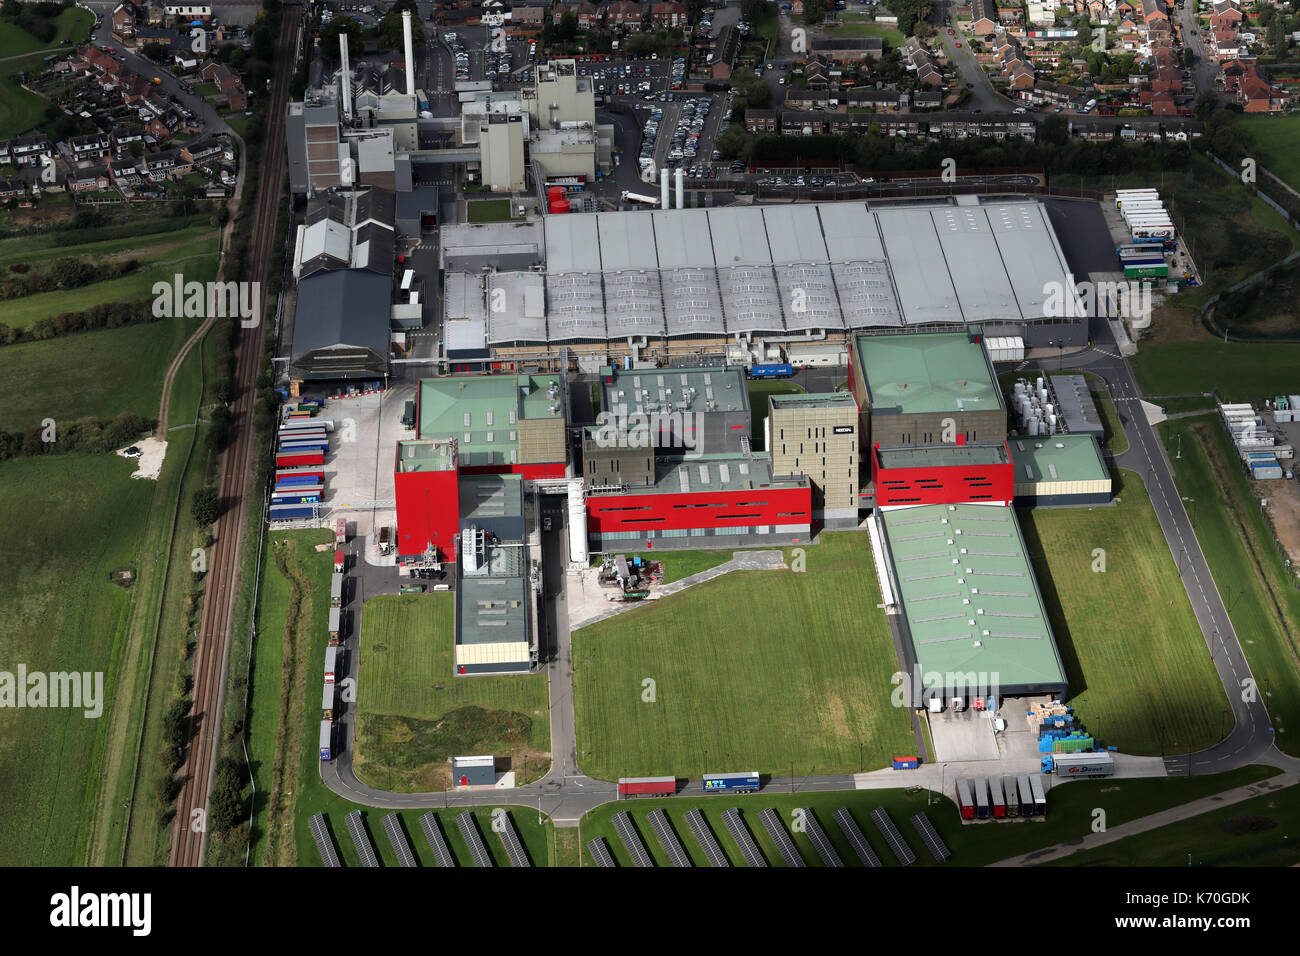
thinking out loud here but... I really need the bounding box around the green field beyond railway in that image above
[572,532,914,780]
[352,594,551,792]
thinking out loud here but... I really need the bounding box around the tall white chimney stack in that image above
[339,31,352,121]
[675,167,684,210]
[403,10,416,99]
[660,168,669,209]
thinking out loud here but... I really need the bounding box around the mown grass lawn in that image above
[466,198,515,222]
[1241,113,1300,199]
[1047,779,1300,866]
[0,454,155,865]
[0,51,51,137]
[1134,341,1300,401]
[352,594,550,791]
[573,532,913,780]
[1158,416,1300,755]
[1021,470,1228,755]
[579,766,1277,866]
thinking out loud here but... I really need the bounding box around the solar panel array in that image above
[309,812,341,868]
[758,808,805,868]
[833,808,882,867]
[722,808,768,867]
[799,809,844,867]
[419,812,456,867]
[871,807,916,866]
[910,812,951,863]
[613,811,654,868]
[346,810,380,868]
[495,810,532,868]
[685,809,730,867]
[588,837,617,868]
[648,809,692,868]
[457,812,494,867]
[383,813,417,868]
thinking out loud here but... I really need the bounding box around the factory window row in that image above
[597,505,653,512]
[597,526,803,541]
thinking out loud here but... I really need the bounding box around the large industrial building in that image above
[766,392,860,528]
[436,199,1087,369]
[876,503,1069,700]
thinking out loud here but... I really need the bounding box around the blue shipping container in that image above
[272,494,320,505]
[892,757,920,770]
[748,363,794,379]
[270,504,316,520]
[702,772,761,792]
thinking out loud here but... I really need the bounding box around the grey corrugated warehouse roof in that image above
[291,270,391,379]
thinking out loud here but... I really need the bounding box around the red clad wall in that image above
[586,484,812,536]
[872,443,1014,508]
[394,467,461,563]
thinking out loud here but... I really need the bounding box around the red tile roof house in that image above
[605,0,643,28]
[1150,90,1177,114]
[650,0,689,29]
[1238,64,1284,112]
[1149,65,1182,92]
[66,165,111,193]
[552,1,601,29]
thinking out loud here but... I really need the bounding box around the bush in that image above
[191,487,220,526]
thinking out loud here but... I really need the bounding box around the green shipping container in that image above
[1124,264,1168,278]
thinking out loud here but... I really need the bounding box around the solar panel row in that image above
[495,810,532,868]
[833,808,882,867]
[647,809,692,868]
[799,808,844,867]
[758,808,806,867]
[588,837,617,868]
[613,811,654,868]
[383,813,417,868]
[871,807,916,866]
[309,812,341,868]
[685,809,730,868]
[457,812,494,868]
[346,810,380,868]
[419,812,456,868]
[910,812,951,863]
[722,808,768,867]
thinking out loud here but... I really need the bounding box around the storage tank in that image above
[567,479,588,564]
[547,185,565,201]
[548,198,570,214]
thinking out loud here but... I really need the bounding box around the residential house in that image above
[108,157,143,187]
[605,0,643,28]
[552,1,601,30]
[810,36,884,61]
[10,135,53,167]
[66,164,111,193]
[971,0,998,35]
[144,147,192,180]
[649,0,688,29]
[0,179,26,200]
[744,108,778,133]
[69,133,112,162]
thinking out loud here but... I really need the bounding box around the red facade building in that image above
[393,440,461,563]
[872,442,1015,508]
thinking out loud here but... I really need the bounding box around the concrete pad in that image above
[1142,400,1166,426]
[119,436,166,480]
[928,708,1002,763]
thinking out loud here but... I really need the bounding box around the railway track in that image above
[168,4,301,868]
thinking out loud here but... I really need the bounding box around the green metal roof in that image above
[855,332,1001,416]
[418,374,564,466]
[881,503,1065,691]
[1007,434,1108,483]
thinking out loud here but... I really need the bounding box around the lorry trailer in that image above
[621,190,660,205]
[328,607,341,642]
[334,550,345,573]
[956,778,974,819]
[1043,752,1115,776]
[330,572,344,607]
[1029,774,1047,815]
[618,776,679,797]
[1017,775,1034,816]
[747,363,795,379]
[1003,776,1021,817]
[269,503,316,521]
[324,645,337,683]
[973,776,990,819]
[702,771,761,793]
[988,775,1006,818]
[319,719,333,760]
[322,681,335,720]
[275,451,325,467]
[335,518,347,545]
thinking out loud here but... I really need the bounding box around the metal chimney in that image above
[675,166,684,210]
[660,168,669,208]
[339,31,352,121]
[402,10,416,99]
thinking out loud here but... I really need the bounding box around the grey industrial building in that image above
[435,200,1089,367]
[289,270,393,381]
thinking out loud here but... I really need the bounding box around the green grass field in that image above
[1133,340,1300,401]
[1092,389,1129,456]
[1020,471,1229,755]
[1158,416,1300,754]
[0,51,51,138]
[0,8,93,57]
[0,236,219,331]
[0,454,156,865]
[352,594,551,792]
[572,532,913,780]
[1241,114,1300,198]
[823,16,906,47]
[0,222,216,272]
[1048,781,1300,866]
[0,317,201,431]
[243,534,556,866]
[466,198,516,223]
[579,766,1278,866]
